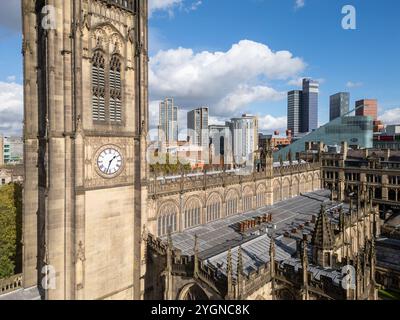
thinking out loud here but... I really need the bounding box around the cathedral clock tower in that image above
[22,0,148,300]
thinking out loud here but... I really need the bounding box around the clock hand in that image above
[106,156,118,174]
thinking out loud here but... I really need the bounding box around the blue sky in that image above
[0,0,399,136]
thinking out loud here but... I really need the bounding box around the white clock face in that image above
[97,148,123,176]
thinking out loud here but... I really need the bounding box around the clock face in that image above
[97,147,123,176]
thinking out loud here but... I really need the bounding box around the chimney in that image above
[364,149,369,158]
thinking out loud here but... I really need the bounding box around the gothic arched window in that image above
[226,190,238,216]
[184,198,202,229]
[109,55,122,122]
[92,51,106,121]
[256,185,266,208]
[206,194,221,223]
[158,203,178,237]
[243,187,253,212]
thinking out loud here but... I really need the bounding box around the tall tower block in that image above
[22,0,148,300]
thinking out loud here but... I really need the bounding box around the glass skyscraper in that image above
[287,90,302,136]
[287,79,319,136]
[187,107,209,149]
[229,114,259,168]
[330,92,350,121]
[301,78,319,133]
[159,98,178,144]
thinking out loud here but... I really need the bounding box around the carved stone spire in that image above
[301,239,309,300]
[269,235,276,300]
[312,204,335,267]
[237,246,244,298]
[237,246,243,278]
[193,234,199,278]
[164,228,174,300]
[226,248,234,300]
[312,204,335,250]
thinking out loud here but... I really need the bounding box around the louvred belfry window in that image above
[110,55,122,122]
[92,51,106,121]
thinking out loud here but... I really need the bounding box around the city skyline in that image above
[1,0,400,137]
[1,0,400,303]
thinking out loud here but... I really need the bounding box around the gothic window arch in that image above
[158,202,178,237]
[292,177,299,197]
[273,180,282,203]
[226,190,239,216]
[299,175,307,194]
[184,198,202,229]
[307,174,313,192]
[109,54,122,122]
[206,193,222,223]
[282,178,290,200]
[256,184,266,208]
[243,187,254,212]
[92,50,106,121]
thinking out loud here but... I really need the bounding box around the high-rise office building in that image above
[355,99,378,120]
[301,78,319,133]
[159,98,178,144]
[229,114,259,167]
[287,79,319,135]
[209,124,232,166]
[330,92,350,121]
[287,90,303,136]
[1,136,23,164]
[187,107,209,149]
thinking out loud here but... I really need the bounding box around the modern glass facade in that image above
[287,90,302,136]
[330,92,350,121]
[274,115,374,161]
[229,114,259,167]
[302,78,319,133]
[159,98,178,144]
[2,136,23,164]
[187,107,209,149]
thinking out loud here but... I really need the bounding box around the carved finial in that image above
[226,247,234,299]
[237,246,243,277]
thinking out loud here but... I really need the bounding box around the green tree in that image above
[0,183,23,279]
[150,153,192,175]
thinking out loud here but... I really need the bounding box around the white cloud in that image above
[380,108,400,125]
[288,77,325,87]
[209,116,226,126]
[295,0,305,10]
[346,81,363,88]
[150,40,306,117]
[149,0,183,17]
[187,0,202,12]
[6,75,17,82]
[258,114,287,132]
[0,81,23,136]
[217,85,284,112]
[149,0,201,17]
